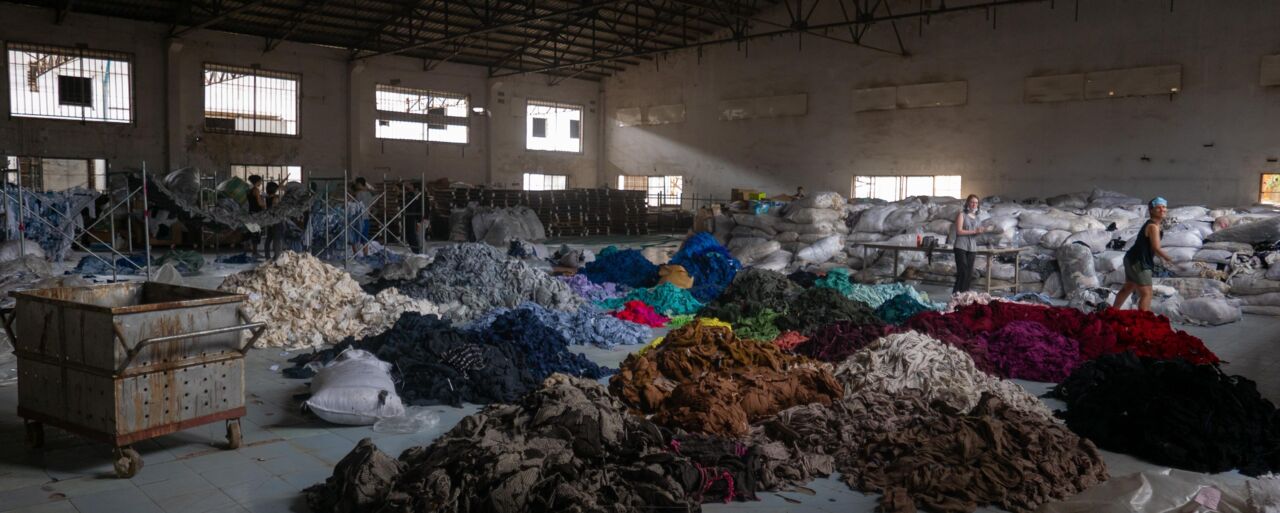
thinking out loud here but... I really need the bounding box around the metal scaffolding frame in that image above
[306,169,427,269]
[0,162,153,280]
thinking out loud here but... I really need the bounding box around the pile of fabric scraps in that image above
[657,264,693,288]
[466,302,649,349]
[1052,352,1280,476]
[770,331,809,351]
[72,254,146,275]
[581,247,658,288]
[288,312,605,406]
[983,320,1081,383]
[732,308,783,341]
[219,251,438,349]
[155,250,205,273]
[376,243,582,322]
[610,320,841,437]
[790,320,896,363]
[305,375,746,513]
[716,268,803,312]
[596,282,704,316]
[774,287,877,334]
[465,307,613,380]
[670,232,742,302]
[610,300,669,327]
[873,292,935,324]
[836,331,1054,420]
[814,268,929,309]
[946,290,1007,312]
[787,269,821,288]
[1094,308,1220,365]
[666,314,696,330]
[557,273,627,302]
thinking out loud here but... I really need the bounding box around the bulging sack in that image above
[305,349,406,425]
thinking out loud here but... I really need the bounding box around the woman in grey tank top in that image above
[952,194,990,294]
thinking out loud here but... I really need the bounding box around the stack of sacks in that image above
[448,205,546,246]
[714,191,849,271]
[1233,268,1280,316]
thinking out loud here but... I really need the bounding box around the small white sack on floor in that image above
[305,349,405,425]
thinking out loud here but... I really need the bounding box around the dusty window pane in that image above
[57,76,92,106]
[532,118,547,138]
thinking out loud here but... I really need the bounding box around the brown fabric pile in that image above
[307,374,752,513]
[658,264,694,288]
[610,320,842,438]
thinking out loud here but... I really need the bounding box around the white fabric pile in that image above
[715,192,849,271]
[219,251,439,349]
[834,331,1054,421]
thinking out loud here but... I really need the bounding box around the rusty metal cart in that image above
[1,282,265,478]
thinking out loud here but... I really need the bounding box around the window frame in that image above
[851,175,962,202]
[5,42,136,124]
[373,84,471,145]
[618,174,683,207]
[229,164,304,184]
[522,172,568,191]
[525,99,584,154]
[1263,173,1280,206]
[202,63,303,138]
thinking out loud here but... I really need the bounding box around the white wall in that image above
[603,0,1280,206]
[0,3,602,187]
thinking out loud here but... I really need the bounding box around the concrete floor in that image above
[1,253,1278,513]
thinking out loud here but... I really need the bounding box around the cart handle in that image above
[116,322,267,374]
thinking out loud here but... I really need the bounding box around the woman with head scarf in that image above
[1113,197,1174,311]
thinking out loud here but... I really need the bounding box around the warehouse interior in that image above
[3,0,1280,511]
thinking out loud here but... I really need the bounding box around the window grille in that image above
[6,42,133,123]
[526,100,583,152]
[203,63,301,136]
[374,84,469,144]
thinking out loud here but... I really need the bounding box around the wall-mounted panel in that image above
[851,86,896,112]
[1084,65,1181,99]
[1262,54,1280,87]
[647,104,686,125]
[719,94,807,121]
[896,81,967,109]
[1024,74,1084,103]
[615,107,643,127]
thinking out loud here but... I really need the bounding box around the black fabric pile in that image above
[1051,352,1280,476]
[306,375,757,513]
[787,269,821,288]
[774,287,878,334]
[285,312,607,407]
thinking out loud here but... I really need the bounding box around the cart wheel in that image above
[113,447,142,478]
[225,419,242,450]
[24,421,44,449]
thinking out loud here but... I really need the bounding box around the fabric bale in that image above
[1057,243,1100,295]
[1179,297,1242,326]
[305,349,406,425]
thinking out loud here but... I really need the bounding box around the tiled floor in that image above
[1,277,1278,512]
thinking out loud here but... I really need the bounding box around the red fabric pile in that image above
[611,300,670,327]
[1095,309,1219,365]
[770,331,809,351]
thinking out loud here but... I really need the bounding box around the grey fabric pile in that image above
[385,243,582,321]
[449,205,547,246]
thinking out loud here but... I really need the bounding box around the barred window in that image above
[527,100,582,152]
[203,64,300,136]
[619,175,682,207]
[6,43,133,123]
[375,85,469,144]
[523,173,567,191]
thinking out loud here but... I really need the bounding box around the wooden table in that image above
[856,243,1032,293]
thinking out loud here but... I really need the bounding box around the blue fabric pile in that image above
[670,233,741,302]
[465,302,649,349]
[873,292,935,325]
[2,187,100,261]
[582,248,658,288]
[469,307,614,380]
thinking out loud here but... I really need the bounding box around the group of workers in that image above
[951,193,1171,311]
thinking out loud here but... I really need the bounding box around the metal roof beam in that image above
[172,0,270,37]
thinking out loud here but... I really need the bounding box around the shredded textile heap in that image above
[774,287,878,334]
[582,248,659,288]
[557,273,627,302]
[787,269,821,288]
[791,320,896,363]
[219,251,438,349]
[306,375,751,513]
[815,268,930,309]
[1051,352,1280,476]
[670,232,743,302]
[770,331,809,351]
[836,331,1055,420]
[1094,308,1220,365]
[611,320,842,438]
[468,306,614,380]
[873,292,935,325]
[715,268,803,313]
[610,300,670,327]
[983,321,1081,383]
[376,243,583,322]
[597,282,705,316]
[465,302,650,348]
[288,312,608,407]
[732,308,783,341]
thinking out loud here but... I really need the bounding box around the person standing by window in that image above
[952,194,991,294]
[351,177,375,257]
[1113,197,1174,311]
[263,181,283,259]
[246,175,267,259]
